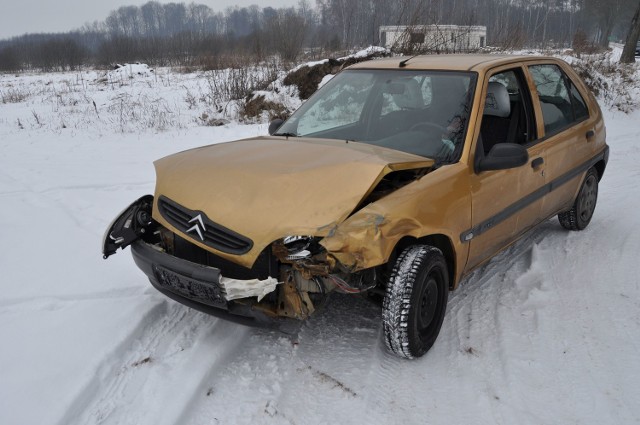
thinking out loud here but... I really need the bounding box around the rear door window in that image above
[528,64,589,136]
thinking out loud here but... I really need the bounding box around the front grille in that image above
[158,196,253,255]
[171,233,279,281]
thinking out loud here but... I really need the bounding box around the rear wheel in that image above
[383,245,449,359]
[558,167,599,230]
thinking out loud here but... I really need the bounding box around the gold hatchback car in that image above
[103,55,608,359]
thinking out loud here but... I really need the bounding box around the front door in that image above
[465,66,546,270]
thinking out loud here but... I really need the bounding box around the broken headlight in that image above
[102,195,155,259]
[282,236,322,260]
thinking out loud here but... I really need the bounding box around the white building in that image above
[379,25,487,52]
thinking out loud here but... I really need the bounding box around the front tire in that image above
[383,245,449,359]
[558,167,599,230]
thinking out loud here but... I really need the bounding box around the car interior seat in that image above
[480,81,512,154]
[392,78,423,110]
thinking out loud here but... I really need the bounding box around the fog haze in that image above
[0,0,299,39]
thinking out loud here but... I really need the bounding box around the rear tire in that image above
[558,167,599,230]
[383,245,449,359]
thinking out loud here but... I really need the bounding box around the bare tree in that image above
[621,1,640,63]
[264,8,308,61]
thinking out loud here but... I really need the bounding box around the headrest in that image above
[484,81,510,118]
[392,78,423,109]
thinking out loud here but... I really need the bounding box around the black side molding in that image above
[460,145,609,243]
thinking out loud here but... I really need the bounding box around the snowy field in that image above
[1,55,640,425]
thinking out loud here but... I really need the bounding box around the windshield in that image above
[276,69,476,163]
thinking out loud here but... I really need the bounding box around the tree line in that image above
[0,0,638,72]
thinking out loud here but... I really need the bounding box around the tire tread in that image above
[558,167,598,231]
[382,245,444,359]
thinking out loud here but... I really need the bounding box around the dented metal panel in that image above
[320,163,472,284]
[152,136,433,268]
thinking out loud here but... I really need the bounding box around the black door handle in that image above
[586,130,595,140]
[531,157,544,168]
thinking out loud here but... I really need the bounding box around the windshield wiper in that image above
[272,132,299,137]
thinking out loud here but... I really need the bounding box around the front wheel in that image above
[383,245,449,359]
[558,167,599,230]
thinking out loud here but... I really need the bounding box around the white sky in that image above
[0,0,300,40]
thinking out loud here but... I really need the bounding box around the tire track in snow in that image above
[0,286,144,310]
[180,327,299,425]
[361,333,406,425]
[34,181,155,195]
[360,222,559,424]
[542,222,640,421]
[57,301,250,425]
[0,181,154,197]
[271,298,380,420]
[55,300,171,425]
[446,222,556,343]
[437,219,625,423]
[449,225,556,397]
[182,296,382,425]
[164,321,252,425]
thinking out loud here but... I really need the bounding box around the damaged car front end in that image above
[104,64,479,355]
[102,146,436,331]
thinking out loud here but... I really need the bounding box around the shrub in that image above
[1,87,30,103]
[572,54,640,113]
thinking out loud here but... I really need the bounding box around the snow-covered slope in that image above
[1,61,639,424]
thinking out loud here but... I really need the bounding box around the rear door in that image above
[525,62,598,218]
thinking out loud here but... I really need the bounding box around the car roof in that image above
[347,54,558,72]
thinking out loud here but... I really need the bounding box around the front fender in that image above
[320,164,471,279]
[320,211,423,270]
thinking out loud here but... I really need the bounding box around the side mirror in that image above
[477,143,528,172]
[268,118,284,135]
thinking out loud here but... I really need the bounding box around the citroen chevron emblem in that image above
[186,214,206,241]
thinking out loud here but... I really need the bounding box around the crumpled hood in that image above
[152,136,433,267]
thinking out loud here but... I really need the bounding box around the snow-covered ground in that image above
[1,54,640,425]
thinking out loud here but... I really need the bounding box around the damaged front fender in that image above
[320,164,471,276]
[320,211,423,271]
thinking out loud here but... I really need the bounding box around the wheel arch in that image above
[392,234,457,290]
[593,159,606,181]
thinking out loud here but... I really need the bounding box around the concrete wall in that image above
[380,25,487,52]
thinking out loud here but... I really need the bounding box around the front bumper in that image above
[131,240,299,332]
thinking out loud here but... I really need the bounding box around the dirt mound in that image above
[241,95,289,121]
[283,59,341,100]
[283,49,390,99]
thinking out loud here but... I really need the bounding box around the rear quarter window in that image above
[569,82,589,121]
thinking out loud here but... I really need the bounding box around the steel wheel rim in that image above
[578,174,598,222]
[417,274,440,332]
